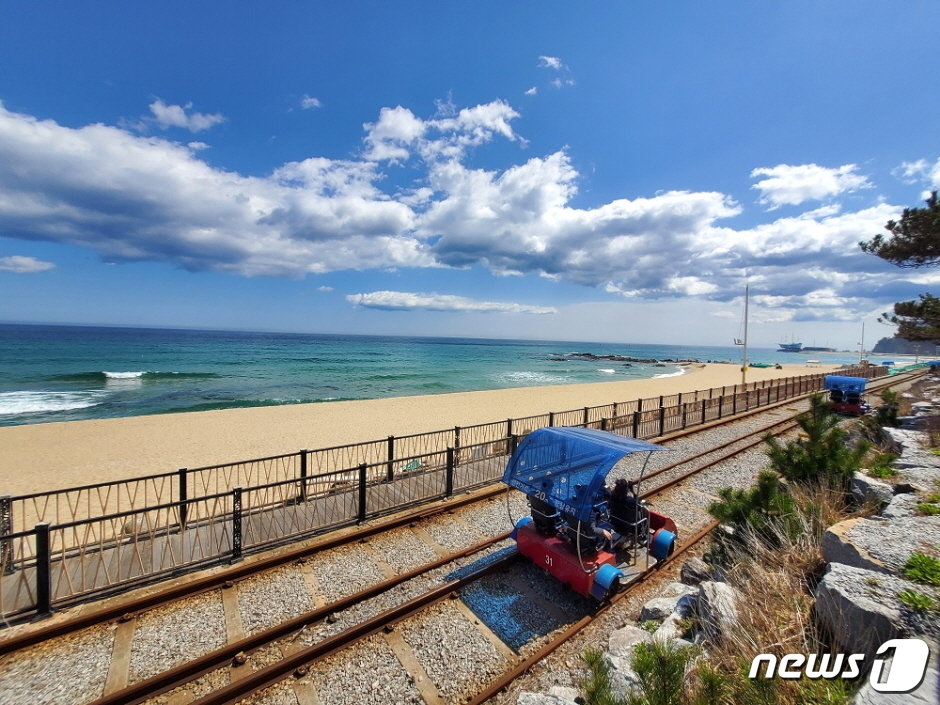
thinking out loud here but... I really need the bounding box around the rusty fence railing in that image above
[0,365,887,622]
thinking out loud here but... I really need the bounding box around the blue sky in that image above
[1,2,938,349]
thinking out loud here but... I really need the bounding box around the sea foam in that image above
[653,367,686,379]
[103,371,145,379]
[0,391,104,416]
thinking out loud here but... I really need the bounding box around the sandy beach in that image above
[0,362,842,497]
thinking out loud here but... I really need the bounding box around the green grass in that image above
[897,589,937,613]
[865,452,898,478]
[916,502,940,516]
[902,553,940,586]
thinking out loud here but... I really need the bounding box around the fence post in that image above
[717,394,724,419]
[613,401,619,417]
[1,495,12,575]
[701,398,706,423]
[548,412,555,427]
[509,433,519,455]
[601,418,609,431]
[35,522,52,617]
[386,436,395,483]
[178,468,188,528]
[658,406,665,436]
[632,410,641,438]
[231,487,243,562]
[454,426,462,451]
[357,464,368,524]
[732,390,737,415]
[681,402,687,429]
[506,418,513,437]
[445,447,455,497]
[298,451,308,502]
[583,406,590,426]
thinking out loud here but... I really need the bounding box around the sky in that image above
[1,2,938,350]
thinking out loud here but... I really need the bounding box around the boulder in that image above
[894,482,927,495]
[882,493,922,519]
[883,429,940,472]
[607,624,652,660]
[662,582,699,598]
[654,611,696,642]
[814,563,912,655]
[605,625,651,694]
[852,472,895,507]
[823,516,940,575]
[696,580,740,643]
[680,557,712,585]
[823,518,890,574]
[640,596,681,621]
[547,686,580,703]
[518,689,579,705]
[852,653,939,705]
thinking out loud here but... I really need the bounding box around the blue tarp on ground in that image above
[501,427,667,522]
[823,375,867,394]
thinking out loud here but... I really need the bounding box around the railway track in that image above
[0,371,922,705]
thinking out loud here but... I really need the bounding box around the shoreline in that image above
[0,362,842,497]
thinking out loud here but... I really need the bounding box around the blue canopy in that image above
[501,427,668,522]
[823,375,867,394]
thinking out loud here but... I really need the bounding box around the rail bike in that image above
[503,427,677,600]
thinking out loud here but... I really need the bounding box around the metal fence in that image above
[0,366,885,622]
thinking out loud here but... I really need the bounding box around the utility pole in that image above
[734,285,749,385]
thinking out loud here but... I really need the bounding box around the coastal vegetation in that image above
[860,191,940,343]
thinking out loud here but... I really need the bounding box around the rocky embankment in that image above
[520,378,940,705]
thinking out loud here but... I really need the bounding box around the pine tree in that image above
[763,395,868,489]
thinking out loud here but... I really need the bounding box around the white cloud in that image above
[186,141,210,151]
[147,99,226,132]
[0,255,55,273]
[363,100,522,163]
[316,285,333,292]
[750,163,872,209]
[0,98,923,325]
[894,157,940,191]
[538,56,564,70]
[524,87,538,96]
[346,290,557,314]
[300,95,322,110]
[0,102,428,278]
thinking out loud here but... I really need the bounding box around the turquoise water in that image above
[0,324,865,427]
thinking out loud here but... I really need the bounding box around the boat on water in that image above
[778,342,803,352]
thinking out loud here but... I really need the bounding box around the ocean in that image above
[0,324,867,427]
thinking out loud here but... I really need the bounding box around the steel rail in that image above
[86,532,511,705]
[465,520,720,705]
[1,371,918,661]
[0,484,505,657]
[185,552,519,705]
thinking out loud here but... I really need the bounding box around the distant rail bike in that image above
[503,427,677,600]
[824,375,870,416]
